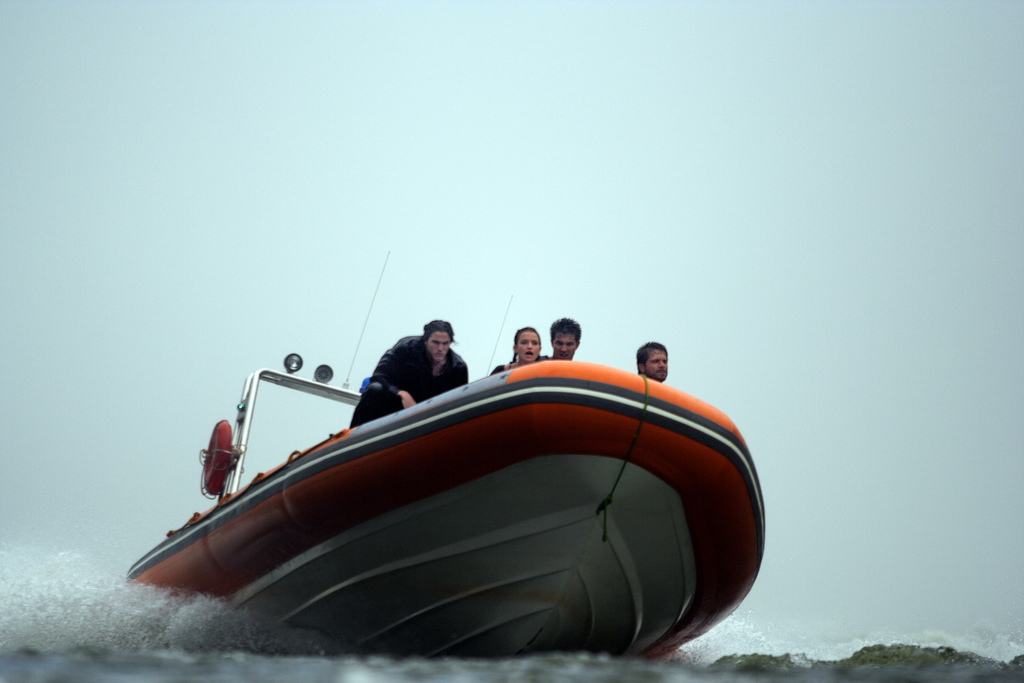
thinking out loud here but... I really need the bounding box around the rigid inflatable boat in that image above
[128,360,764,658]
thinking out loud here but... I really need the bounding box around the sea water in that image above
[1,547,1020,683]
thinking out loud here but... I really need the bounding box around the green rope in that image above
[596,375,651,542]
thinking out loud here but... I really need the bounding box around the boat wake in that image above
[0,546,336,655]
[1,546,1021,670]
[674,612,1024,667]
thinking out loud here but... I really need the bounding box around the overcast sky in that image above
[2,0,1021,641]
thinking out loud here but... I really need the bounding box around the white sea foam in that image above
[675,610,1024,664]
[0,545,332,655]
[1,545,1021,665]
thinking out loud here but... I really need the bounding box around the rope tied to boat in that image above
[596,374,650,542]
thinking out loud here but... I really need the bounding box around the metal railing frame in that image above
[224,369,361,496]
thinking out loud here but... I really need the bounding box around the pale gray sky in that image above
[2,0,1021,640]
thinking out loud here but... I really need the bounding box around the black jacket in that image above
[369,336,468,403]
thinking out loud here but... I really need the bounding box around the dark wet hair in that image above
[422,320,455,344]
[636,341,667,365]
[510,326,541,363]
[549,318,581,343]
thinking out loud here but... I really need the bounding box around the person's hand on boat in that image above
[397,390,416,409]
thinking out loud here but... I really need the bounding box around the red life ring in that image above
[201,420,234,498]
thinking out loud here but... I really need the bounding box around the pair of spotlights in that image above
[284,353,333,384]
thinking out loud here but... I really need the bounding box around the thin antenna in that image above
[344,251,390,390]
[487,295,514,372]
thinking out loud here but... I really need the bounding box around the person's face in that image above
[514,331,542,364]
[425,332,452,365]
[551,333,579,360]
[639,350,668,382]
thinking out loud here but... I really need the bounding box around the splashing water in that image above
[0,546,334,655]
[0,545,1021,683]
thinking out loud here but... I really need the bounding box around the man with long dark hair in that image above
[350,320,469,427]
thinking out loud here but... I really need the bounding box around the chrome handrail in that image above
[224,369,360,496]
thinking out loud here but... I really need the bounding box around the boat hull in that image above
[129,362,763,657]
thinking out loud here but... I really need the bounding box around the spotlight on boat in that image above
[284,354,303,374]
[314,364,334,384]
